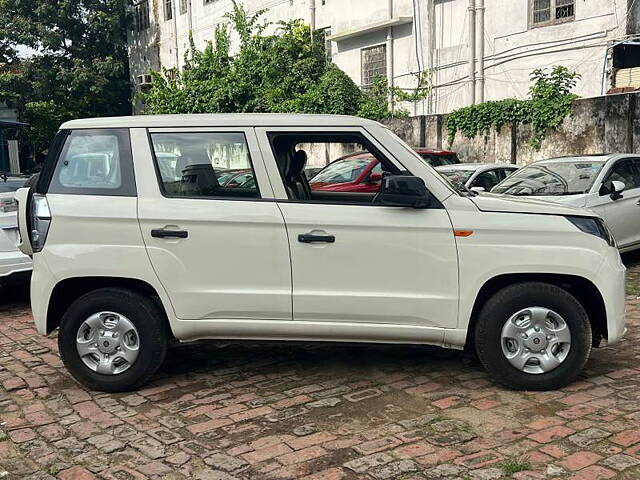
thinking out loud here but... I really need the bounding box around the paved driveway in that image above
[1,254,640,480]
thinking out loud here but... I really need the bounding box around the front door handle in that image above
[151,228,188,239]
[298,233,335,243]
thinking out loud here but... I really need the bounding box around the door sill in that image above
[171,318,448,348]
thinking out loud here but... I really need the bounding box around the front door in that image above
[256,127,459,329]
[587,158,640,249]
[136,128,291,322]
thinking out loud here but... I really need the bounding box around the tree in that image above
[0,0,131,157]
[142,1,413,121]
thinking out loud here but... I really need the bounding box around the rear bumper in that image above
[595,247,627,346]
[30,253,57,335]
[0,249,32,278]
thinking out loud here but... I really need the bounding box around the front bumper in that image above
[595,247,627,346]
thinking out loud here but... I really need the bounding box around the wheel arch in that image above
[46,276,174,337]
[465,273,607,350]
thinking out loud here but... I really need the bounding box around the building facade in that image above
[128,0,640,115]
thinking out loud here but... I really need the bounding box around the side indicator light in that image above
[454,230,474,237]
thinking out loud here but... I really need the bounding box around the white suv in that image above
[15,114,626,392]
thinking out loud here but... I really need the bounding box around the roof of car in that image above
[60,114,381,130]
[335,148,456,162]
[436,162,516,171]
[413,147,457,155]
[533,154,616,164]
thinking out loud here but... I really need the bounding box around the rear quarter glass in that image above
[41,129,136,197]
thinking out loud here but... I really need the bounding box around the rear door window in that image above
[48,129,136,196]
[149,132,260,199]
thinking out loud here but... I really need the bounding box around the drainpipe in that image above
[476,0,485,103]
[426,0,435,114]
[172,0,179,69]
[187,0,193,35]
[310,0,316,41]
[468,0,476,105]
[387,0,395,113]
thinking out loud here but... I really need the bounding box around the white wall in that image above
[432,0,628,114]
[128,0,630,115]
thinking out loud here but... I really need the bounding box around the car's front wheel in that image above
[475,282,592,390]
[58,288,168,392]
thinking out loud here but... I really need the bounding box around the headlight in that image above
[566,216,616,248]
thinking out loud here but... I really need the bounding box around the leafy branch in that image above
[446,66,580,149]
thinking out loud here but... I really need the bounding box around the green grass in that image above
[501,457,531,474]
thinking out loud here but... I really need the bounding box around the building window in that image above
[134,1,150,32]
[204,0,217,4]
[164,0,173,20]
[531,0,574,27]
[179,0,187,14]
[361,44,387,89]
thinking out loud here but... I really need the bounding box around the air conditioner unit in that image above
[136,74,153,89]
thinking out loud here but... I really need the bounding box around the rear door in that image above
[137,128,292,322]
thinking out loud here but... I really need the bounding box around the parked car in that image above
[309,148,459,193]
[0,177,32,284]
[436,163,519,192]
[491,154,640,252]
[16,115,625,393]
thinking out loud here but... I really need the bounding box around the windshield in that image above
[492,160,605,195]
[438,169,475,190]
[310,158,372,184]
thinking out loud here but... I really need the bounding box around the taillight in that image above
[0,196,17,213]
[30,194,51,252]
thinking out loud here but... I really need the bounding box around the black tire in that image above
[475,282,592,391]
[58,288,168,392]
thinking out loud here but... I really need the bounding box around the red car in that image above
[309,148,459,192]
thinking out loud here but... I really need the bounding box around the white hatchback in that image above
[15,114,626,392]
[492,154,640,252]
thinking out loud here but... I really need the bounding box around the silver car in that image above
[491,154,640,252]
[0,177,32,282]
[436,163,519,192]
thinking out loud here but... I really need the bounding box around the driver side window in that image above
[605,159,640,190]
[267,132,403,204]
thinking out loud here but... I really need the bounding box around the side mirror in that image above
[367,172,383,183]
[470,186,485,193]
[373,175,432,209]
[599,180,625,200]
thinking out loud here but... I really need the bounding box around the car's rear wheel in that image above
[58,288,168,392]
[475,282,592,390]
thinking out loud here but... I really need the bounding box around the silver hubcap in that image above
[76,312,140,375]
[501,307,571,374]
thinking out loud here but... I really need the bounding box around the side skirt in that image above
[170,318,461,348]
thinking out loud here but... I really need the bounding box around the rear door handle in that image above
[151,228,188,239]
[298,233,335,243]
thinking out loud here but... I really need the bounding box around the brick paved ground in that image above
[1,254,640,480]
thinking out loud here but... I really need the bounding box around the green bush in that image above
[142,1,421,120]
[446,66,580,149]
